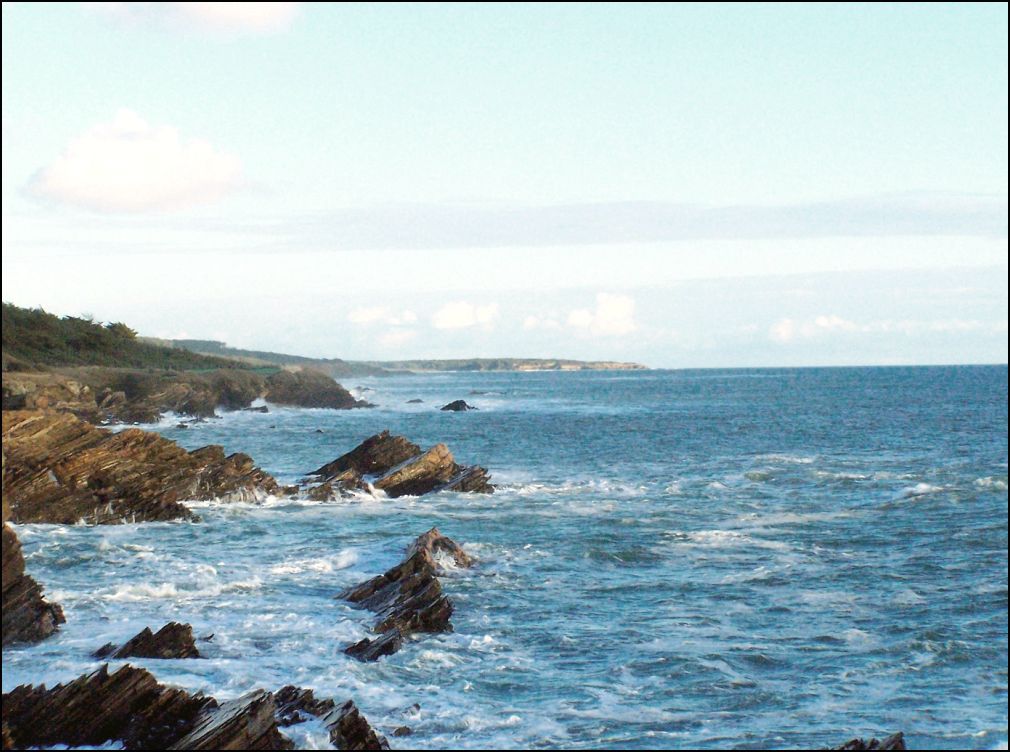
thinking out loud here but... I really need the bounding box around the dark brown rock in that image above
[169,689,293,750]
[2,410,281,524]
[440,400,476,411]
[1,664,214,750]
[273,688,389,750]
[392,726,412,738]
[308,431,493,498]
[833,732,906,750]
[312,431,421,479]
[265,369,370,410]
[340,528,472,661]
[319,700,391,751]
[274,685,336,727]
[2,522,65,646]
[95,622,200,660]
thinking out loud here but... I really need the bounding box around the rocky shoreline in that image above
[1,398,906,750]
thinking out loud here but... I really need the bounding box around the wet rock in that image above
[242,405,270,413]
[1,664,214,750]
[169,689,293,750]
[343,630,403,662]
[2,522,65,646]
[320,700,391,751]
[2,410,281,524]
[833,732,906,750]
[313,431,421,479]
[265,369,370,410]
[274,686,336,726]
[393,726,412,738]
[273,688,389,750]
[308,432,493,498]
[406,398,423,404]
[94,622,200,660]
[339,528,472,661]
[440,400,476,411]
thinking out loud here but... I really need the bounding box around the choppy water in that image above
[4,366,1008,750]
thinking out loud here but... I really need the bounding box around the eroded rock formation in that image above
[308,431,492,499]
[265,369,370,410]
[339,528,472,661]
[2,410,281,524]
[1,667,391,751]
[2,513,64,646]
[95,622,200,660]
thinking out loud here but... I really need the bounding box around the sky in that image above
[1,2,1007,368]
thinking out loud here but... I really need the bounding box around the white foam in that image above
[975,476,1008,491]
[898,482,945,498]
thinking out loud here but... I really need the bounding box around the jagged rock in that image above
[1,664,214,750]
[320,700,391,751]
[308,432,493,498]
[273,687,389,750]
[373,444,458,497]
[169,689,293,750]
[339,528,472,661]
[265,369,370,410]
[343,630,404,662]
[2,410,281,524]
[2,523,65,646]
[833,732,906,750]
[440,400,476,411]
[95,622,200,660]
[274,686,336,726]
[313,431,421,479]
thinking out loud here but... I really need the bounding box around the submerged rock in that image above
[2,521,65,646]
[339,528,472,661]
[406,398,423,404]
[307,431,492,499]
[440,400,476,411]
[2,410,281,524]
[833,732,906,750]
[94,622,200,660]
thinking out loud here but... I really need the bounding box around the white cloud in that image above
[85,2,300,34]
[567,293,637,336]
[27,109,242,212]
[769,315,995,342]
[431,301,499,330]
[347,306,416,326]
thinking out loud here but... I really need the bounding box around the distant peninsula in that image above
[151,339,648,375]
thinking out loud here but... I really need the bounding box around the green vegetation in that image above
[2,304,248,372]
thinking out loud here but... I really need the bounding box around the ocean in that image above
[3,366,1007,749]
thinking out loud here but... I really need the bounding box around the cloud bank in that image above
[26,109,242,213]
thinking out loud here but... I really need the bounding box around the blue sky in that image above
[2,2,1007,367]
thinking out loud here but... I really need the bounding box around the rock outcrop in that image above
[339,528,472,661]
[307,431,492,499]
[1,664,216,750]
[265,369,370,410]
[95,622,200,660]
[1,665,391,751]
[440,400,476,411]
[273,686,390,749]
[2,410,281,524]
[833,732,906,750]
[2,515,65,646]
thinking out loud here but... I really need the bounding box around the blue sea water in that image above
[3,366,1008,750]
